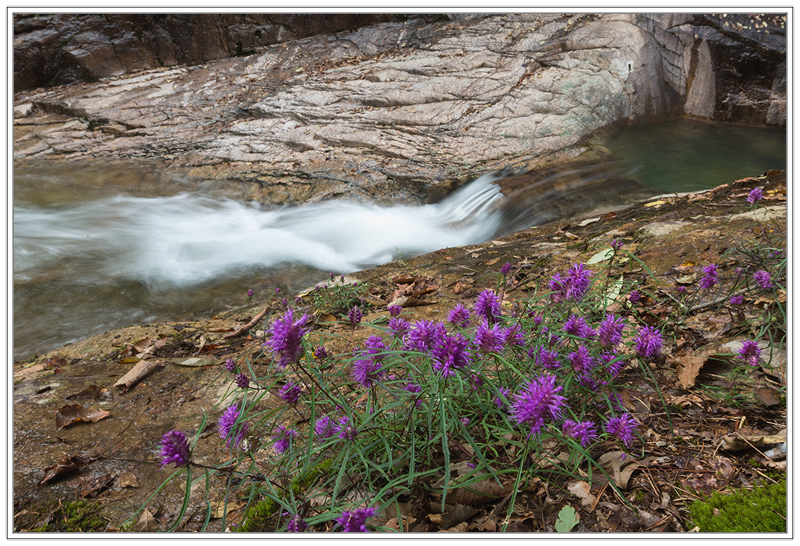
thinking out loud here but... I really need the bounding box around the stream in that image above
[13,119,785,360]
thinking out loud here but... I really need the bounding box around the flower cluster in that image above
[218,405,249,449]
[698,263,719,290]
[266,308,310,367]
[160,430,191,468]
[335,507,377,532]
[549,263,593,303]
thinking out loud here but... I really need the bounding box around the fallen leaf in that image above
[118,472,139,488]
[65,385,111,401]
[38,453,98,486]
[55,404,111,430]
[588,248,614,264]
[211,501,245,519]
[567,480,596,507]
[755,386,782,406]
[718,429,786,451]
[555,505,579,532]
[135,509,159,532]
[578,217,600,226]
[171,357,216,367]
[440,504,479,530]
[674,355,708,389]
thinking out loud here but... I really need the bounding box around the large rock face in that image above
[13,13,786,206]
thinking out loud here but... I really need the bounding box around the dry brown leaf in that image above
[567,480,596,507]
[717,429,786,451]
[755,386,782,406]
[211,500,244,519]
[38,453,98,485]
[674,355,708,389]
[117,472,139,488]
[55,404,111,430]
[135,509,159,532]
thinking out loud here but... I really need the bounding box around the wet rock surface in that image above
[13,170,786,531]
[14,13,786,206]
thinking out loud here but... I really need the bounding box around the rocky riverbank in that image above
[13,170,786,532]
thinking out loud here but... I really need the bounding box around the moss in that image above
[689,479,786,532]
[33,500,106,532]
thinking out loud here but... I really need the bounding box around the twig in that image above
[223,306,271,339]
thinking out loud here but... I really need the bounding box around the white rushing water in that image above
[14,172,504,289]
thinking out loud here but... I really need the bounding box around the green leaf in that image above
[587,248,614,264]
[555,505,579,532]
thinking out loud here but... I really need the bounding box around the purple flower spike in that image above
[549,263,593,302]
[563,314,595,340]
[266,308,310,367]
[493,387,510,409]
[597,314,625,348]
[447,303,472,327]
[388,317,411,339]
[160,430,191,468]
[335,416,357,441]
[729,295,744,306]
[747,187,763,205]
[699,263,719,290]
[347,306,362,326]
[605,413,638,448]
[224,358,236,373]
[503,324,526,347]
[272,425,296,454]
[738,340,761,367]
[247,289,254,297]
[611,239,624,251]
[351,357,383,389]
[568,345,595,374]
[753,270,774,289]
[336,507,377,532]
[314,415,335,440]
[218,405,249,449]
[475,320,507,354]
[562,419,598,448]
[534,347,562,370]
[430,332,473,377]
[473,289,502,323]
[278,382,302,404]
[629,290,641,303]
[235,373,250,389]
[287,514,308,532]
[510,374,566,437]
[387,304,402,316]
[405,320,446,352]
[635,325,663,360]
[313,345,329,361]
[501,262,513,275]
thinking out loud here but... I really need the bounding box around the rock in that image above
[13,13,786,206]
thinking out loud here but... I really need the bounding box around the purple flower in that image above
[314,415,335,440]
[447,303,472,327]
[247,289,254,297]
[503,324,526,347]
[335,416,357,441]
[159,430,191,468]
[501,262,513,275]
[430,332,473,377]
[224,358,236,373]
[629,290,641,303]
[677,286,686,294]
[314,345,329,361]
[493,387,510,409]
[698,263,719,290]
[388,317,411,339]
[351,357,383,388]
[347,306,362,326]
[474,320,507,354]
[597,314,625,348]
[563,314,595,340]
[601,351,626,378]
[568,345,595,374]
[460,417,470,426]
[548,264,593,302]
[235,373,250,389]
[738,340,761,367]
[753,270,774,289]
[287,514,308,532]
[510,374,566,437]
[387,304,402,316]
[611,239,624,251]
[534,346,562,370]
[605,414,638,448]
[404,320,447,352]
[335,507,377,532]
[473,289,502,323]
[278,382,302,404]
[272,425,296,454]
[404,382,421,394]
[747,187,763,205]
[364,335,388,361]
[218,405,249,449]
[561,419,598,448]
[729,295,744,305]
[635,325,663,360]
[266,308,310,367]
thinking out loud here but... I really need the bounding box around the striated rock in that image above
[13,13,786,206]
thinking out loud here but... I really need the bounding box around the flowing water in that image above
[13,119,786,359]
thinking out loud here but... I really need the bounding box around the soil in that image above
[12,170,787,533]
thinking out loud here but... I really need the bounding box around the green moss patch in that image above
[689,479,786,533]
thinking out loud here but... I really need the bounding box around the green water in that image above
[597,119,786,193]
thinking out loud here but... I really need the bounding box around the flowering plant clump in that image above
[139,212,784,533]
